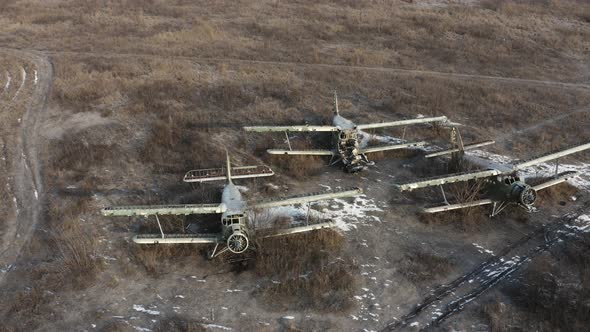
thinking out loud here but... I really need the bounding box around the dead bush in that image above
[254,229,357,312]
[154,316,206,332]
[397,248,454,284]
[132,244,203,276]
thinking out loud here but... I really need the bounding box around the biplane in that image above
[394,142,590,217]
[101,154,362,258]
[244,92,449,173]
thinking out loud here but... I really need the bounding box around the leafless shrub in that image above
[254,229,357,312]
[154,316,207,332]
[397,248,454,284]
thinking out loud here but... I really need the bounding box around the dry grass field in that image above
[0,0,589,331]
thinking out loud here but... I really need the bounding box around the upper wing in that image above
[356,116,448,130]
[513,142,590,171]
[531,171,579,191]
[360,141,426,154]
[267,149,334,156]
[252,187,362,209]
[244,125,338,132]
[394,169,502,191]
[101,203,226,216]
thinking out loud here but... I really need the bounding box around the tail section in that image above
[183,153,274,183]
[333,90,339,115]
[226,150,233,183]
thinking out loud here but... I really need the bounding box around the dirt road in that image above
[0,49,52,285]
[11,47,590,91]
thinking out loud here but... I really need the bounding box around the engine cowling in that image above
[510,182,537,207]
[226,231,249,254]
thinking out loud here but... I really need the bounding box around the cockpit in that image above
[222,214,247,226]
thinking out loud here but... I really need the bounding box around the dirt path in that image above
[11,47,590,91]
[495,106,590,143]
[0,49,52,285]
[381,201,590,331]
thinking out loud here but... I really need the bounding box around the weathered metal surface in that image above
[356,116,448,130]
[133,233,220,244]
[261,222,336,238]
[394,169,502,191]
[267,149,334,155]
[253,187,363,209]
[184,165,273,183]
[513,142,590,170]
[361,141,426,154]
[423,199,494,213]
[425,140,496,158]
[243,125,338,132]
[531,171,579,191]
[101,203,226,216]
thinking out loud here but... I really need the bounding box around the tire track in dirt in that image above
[9,47,590,91]
[381,201,590,331]
[0,49,52,285]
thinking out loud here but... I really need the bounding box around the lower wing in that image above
[267,149,334,156]
[531,171,579,191]
[260,221,336,238]
[422,199,494,213]
[133,233,220,244]
[101,203,226,216]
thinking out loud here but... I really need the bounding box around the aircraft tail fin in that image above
[226,150,232,183]
[333,90,340,115]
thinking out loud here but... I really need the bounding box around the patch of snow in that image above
[175,295,185,298]
[34,70,38,85]
[410,322,419,327]
[3,72,10,91]
[225,289,242,293]
[282,316,295,320]
[202,324,232,331]
[12,67,26,101]
[132,305,160,316]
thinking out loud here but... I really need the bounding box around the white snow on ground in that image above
[202,324,232,331]
[466,149,590,191]
[12,67,26,101]
[265,194,383,231]
[472,243,495,256]
[33,70,38,85]
[132,305,160,316]
[3,71,10,92]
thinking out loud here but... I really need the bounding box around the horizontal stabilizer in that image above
[514,142,590,171]
[531,171,579,191]
[361,141,426,154]
[423,199,494,213]
[102,203,226,217]
[267,149,334,156]
[133,233,220,244]
[253,187,362,209]
[425,140,496,158]
[394,169,502,191]
[184,165,274,183]
[356,116,448,130]
[261,222,336,238]
[244,125,338,132]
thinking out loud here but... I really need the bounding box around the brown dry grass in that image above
[254,229,357,312]
[397,247,454,284]
[482,232,590,331]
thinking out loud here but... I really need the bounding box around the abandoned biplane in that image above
[101,154,362,258]
[394,142,590,217]
[244,91,449,173]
